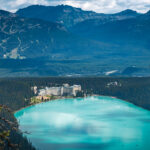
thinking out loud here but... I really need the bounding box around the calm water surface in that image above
[15,96,150,150]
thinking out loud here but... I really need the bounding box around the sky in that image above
[0,0,150,13]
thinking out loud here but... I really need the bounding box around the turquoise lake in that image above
[15,96,150,150]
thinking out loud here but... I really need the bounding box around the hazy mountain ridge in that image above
[0,5,150,76]
[70,11,150,67]
[1,9,111,60]
[16,5,101,28]
[16,5,141,28]
[71,9,150,45]
[17,5,150,48]
[0,10,70,59]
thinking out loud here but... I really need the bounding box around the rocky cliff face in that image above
[16,5,102,28]
[16,5,140,28]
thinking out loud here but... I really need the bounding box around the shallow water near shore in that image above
[15,96,150,150]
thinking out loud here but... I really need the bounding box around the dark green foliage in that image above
[76,91,84,97]
[0,79,34,111]
[0,79,35,150]
[0,106,35,150]
[0,77,150,111]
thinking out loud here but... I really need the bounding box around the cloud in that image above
[0,0,150,13]
[0,0,49,12]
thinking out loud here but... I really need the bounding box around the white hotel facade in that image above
[38,84,81,97]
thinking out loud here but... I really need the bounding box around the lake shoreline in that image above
[15,95,150,150]
[14,94,118,114]
[15,94,147,116]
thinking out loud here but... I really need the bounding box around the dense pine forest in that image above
[1,77,150,149]
[0,105,36,150]
[1,77,150,111]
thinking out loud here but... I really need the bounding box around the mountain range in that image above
[0,8,113,59]
[0,5,150,76]
[16,5,140,28]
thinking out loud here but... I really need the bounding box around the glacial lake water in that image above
[15,96,150,150]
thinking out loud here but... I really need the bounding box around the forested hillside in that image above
[0,108,35,150]
[0,77,150,111]
[0,78,35,149]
